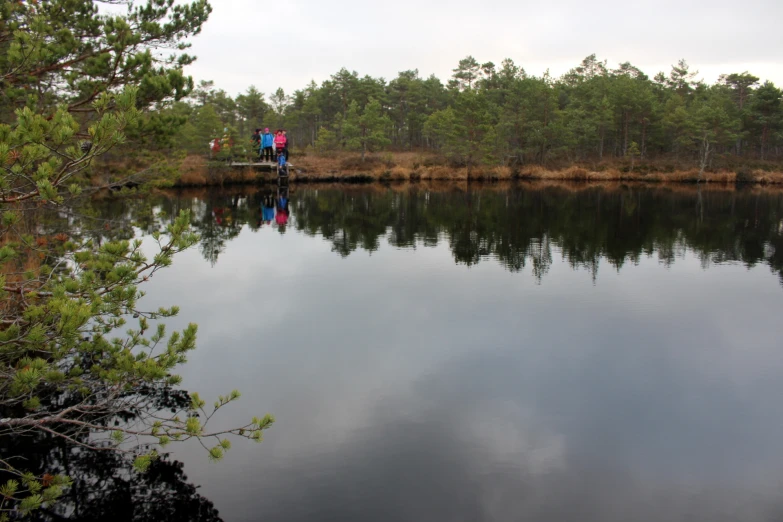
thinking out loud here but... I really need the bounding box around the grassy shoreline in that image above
[163,180,783,199]
[174,153,783,187]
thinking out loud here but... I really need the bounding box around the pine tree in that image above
[236,86,269,137]
[424,107,462,160]
[0,2,273,516]
[628,141,641,171]
[341,99,391,161]
[451,56,481,91]
[314,126,339,155]
[749,82,783,160]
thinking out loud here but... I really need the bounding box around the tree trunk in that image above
[598,126,604,160]
[622,111,629,156]
[640,122,647,158]
[698,133,711,182]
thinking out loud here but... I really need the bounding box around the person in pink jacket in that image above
[273,130,287,162]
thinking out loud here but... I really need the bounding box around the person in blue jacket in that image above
[261,191,275,223]
[260,128,274,162]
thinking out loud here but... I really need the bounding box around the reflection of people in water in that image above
[212,207,224,225]
[260,192,275,225]
[275,185,289,228]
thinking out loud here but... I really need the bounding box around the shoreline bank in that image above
[172,154,783,188]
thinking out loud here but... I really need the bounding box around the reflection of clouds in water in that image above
[136,205,783,522]
[464,399,565,474]
[251,362,570,522]
[244,352,783,522]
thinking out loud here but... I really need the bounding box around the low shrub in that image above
[422,155,448,167]
[339,155,382,171]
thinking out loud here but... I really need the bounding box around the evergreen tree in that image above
[236,86,269,137]
[667,59,700,96]
[177,104,224,153]
[341,99,391,161]
[687,87,741,178]
[170,55,782,164]
[451,56,481,91]
[424,107,462,160]
[748,82,783,160]
[314,126,339,155]
[0,1,273,516]
[454,89,496,168]
[719,72,759,155]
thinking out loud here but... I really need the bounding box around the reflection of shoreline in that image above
[75,184,783,284]
[165,184,783,285]
[158,179,783,201]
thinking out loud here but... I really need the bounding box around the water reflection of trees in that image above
[3,442,222,522]
[288,185,783,284]
[59,185,783,284]
[0,384,222,521]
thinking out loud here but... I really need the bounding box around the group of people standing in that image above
[252,128,289,163]
[209,128,232,157]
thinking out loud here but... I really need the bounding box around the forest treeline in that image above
[161,55,783,170]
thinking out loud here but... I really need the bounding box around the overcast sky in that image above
[183,0,783,97]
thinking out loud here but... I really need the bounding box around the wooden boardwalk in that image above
[207,160,293,179]
[228,161,277,167]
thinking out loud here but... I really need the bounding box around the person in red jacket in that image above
[273,130,287,162]
[275,185,289,228]
[209,138,221,158]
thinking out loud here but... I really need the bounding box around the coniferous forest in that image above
[166,55,782,171]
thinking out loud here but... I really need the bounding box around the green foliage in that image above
[0,0,274,517]
[424,108,462,160]
[314,126,339,155]
[166,54,782,167]
[133,454,156,473]
[0,468,71,516]
[451,56,481,91]
[176,103,224,154]
[236,86,270,137]
[341,99,392,161]
[628,141,641,171]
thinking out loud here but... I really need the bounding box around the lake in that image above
[37,182,783,521]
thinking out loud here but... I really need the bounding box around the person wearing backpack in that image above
[261,128,275,162]
[251,128,261,158]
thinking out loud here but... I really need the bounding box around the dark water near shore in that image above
[24,183,783,521]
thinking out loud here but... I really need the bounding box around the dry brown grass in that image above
[295,154,341,173]
[178,168,208,185]
[422,165,466,180]
[172,152,783,186]
[491,166,513,179]
[751,169,783,184]
[174,156,275,186]
[390,152,421,166]
[389,166,411,179]
[516,164,783,185]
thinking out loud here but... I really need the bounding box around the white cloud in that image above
[184,0,783,96]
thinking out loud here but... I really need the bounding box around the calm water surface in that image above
[123,184,783,520]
